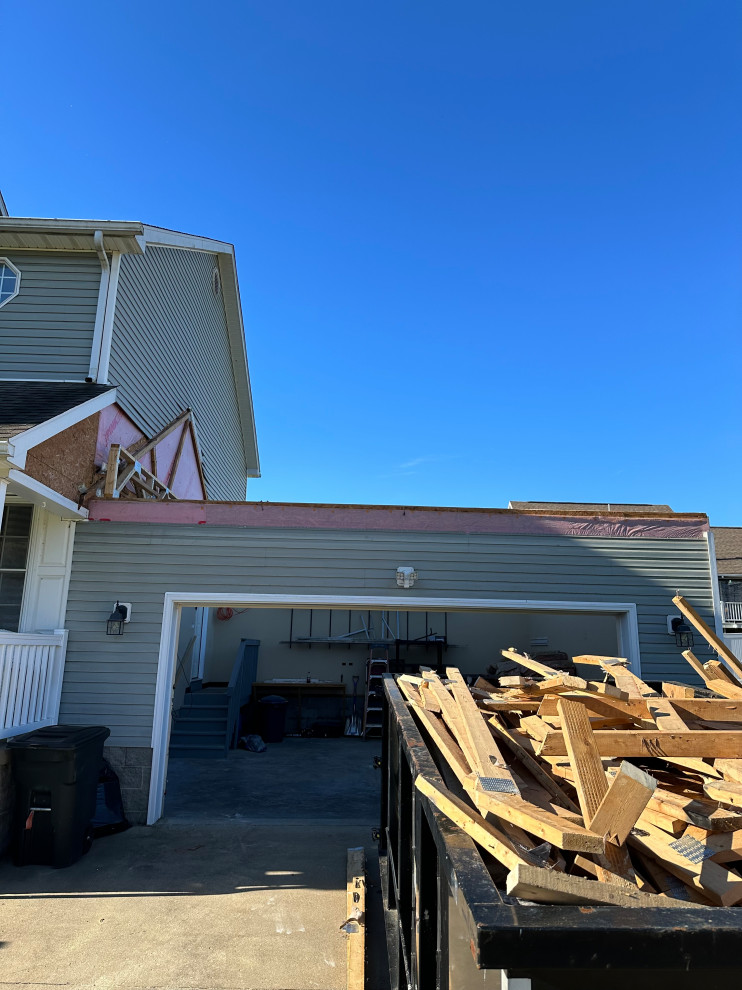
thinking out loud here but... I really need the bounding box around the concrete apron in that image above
[0,822,371,990]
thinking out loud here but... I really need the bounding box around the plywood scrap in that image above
[505,864,698,908]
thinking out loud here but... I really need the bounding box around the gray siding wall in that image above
[60,523,716,747]
[0,252,100,379]
[109,247,246,500]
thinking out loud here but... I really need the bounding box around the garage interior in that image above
[162,605,620,821]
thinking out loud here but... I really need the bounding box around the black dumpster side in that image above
[380,675,742,990]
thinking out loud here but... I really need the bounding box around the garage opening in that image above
[161,603,621,822]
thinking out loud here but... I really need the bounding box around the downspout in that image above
[87,231,110,382]
[707,529,725,639]
[95,250,121,384]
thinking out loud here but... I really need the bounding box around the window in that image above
[0,257,21,308]
[0,505,33,631]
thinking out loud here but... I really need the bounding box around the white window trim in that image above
[0,257,21,309]
[147,592,641,823]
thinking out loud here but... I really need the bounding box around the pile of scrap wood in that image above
[397,595,742,908]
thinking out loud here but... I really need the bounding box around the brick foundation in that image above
[103,746,152,825]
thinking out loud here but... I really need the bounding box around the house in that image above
[0,204,259,844]
[0,194,729,836]
[711,527,742,662]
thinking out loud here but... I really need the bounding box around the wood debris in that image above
[403,603,742,908]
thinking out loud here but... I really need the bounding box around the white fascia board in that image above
[0,218,145,254]
[6,469,88,520]
[5,388,117,469]
[142,225,234,254]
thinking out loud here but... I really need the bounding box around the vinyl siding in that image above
[60,523,715,746]
[0,253,100,379]
[108,247,246,500]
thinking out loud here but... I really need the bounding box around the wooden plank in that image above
[396,678,423,706]
[715,758,742,782]
[673,699,742,721]
[588,761,656,845]
[466,784,605,853]
[539,729,742,758]
[519,715,550,743]
[638,807,686,836]
[557,697,636,886]
[682,824,742,864]
[648,698,720,776]
[410,706,471,784]
[487,715,580,813]
[500,648,557,677]
[103,444,120,498]
[537,693,652,723]
[415,775,532,872]
[424,674,479,772]
[663,682,696,699]
[505,864,697,909]
[445,667,520,794]
[633,853,712,904]
[704,779,742,808]
[646,788,742,832]
[419,681,442,713]
[629,819,742,906]
[346,847,365,990]
[130,408,191,458]
[167,420,190,487]
[674,594,742,681]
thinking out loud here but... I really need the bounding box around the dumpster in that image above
[380,676,742,989]
[9,724,110,868]
[258,695,288,743]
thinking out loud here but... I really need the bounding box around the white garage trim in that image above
[148,592,641,824]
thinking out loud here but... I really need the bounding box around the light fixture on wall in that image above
[107,601,131,636]
[396,567,418,589]
[667,615,694,649]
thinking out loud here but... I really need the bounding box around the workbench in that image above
[251,681,346,734]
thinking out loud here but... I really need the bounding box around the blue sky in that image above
[3,3,741,522]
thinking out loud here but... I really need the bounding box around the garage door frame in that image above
[149,592,641,823]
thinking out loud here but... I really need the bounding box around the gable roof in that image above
[0,381,115,441]
[0,217,259,478]
[712,527,742,577]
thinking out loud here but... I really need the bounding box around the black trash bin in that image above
[9,724,110,868]
[258,695,288,743]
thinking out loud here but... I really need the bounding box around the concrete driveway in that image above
[0,821,380,990]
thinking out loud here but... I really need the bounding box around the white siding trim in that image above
[147,591,641,823]
[6,469,88,520]
[706,530,725,638]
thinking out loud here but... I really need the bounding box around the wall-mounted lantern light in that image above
[667,615,694,649]
[396,566,418,589]
[107,601,131,636]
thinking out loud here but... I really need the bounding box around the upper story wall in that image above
[108,247,247,500]
[0,252,100,379]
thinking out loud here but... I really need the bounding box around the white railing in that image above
[0,630,68,740]
[722,601,742,624]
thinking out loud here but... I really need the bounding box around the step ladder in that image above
[363,652,388,738]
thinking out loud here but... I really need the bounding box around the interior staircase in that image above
[169,686,230,758]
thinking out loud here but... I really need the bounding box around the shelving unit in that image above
[363,652,388,738]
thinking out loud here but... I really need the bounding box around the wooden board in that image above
[682,824,742,864]
[346,847,365,990]
[506,864,698,909]
[673,594,742,681]
[415,775,533,872]
[539,729,742,758]
[588,761,656,845]
[704,778,742,808]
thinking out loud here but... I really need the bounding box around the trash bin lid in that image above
[7,724,111,751]
[258,695,288,706]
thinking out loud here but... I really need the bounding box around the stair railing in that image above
[225,639,260,751]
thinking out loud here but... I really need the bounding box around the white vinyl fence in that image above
[0,630,68,739]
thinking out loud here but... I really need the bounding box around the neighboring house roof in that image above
[0,381,114,440]
[508,501,674,514]
[0,217,259,479]
[712,527,742,577]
